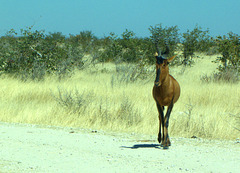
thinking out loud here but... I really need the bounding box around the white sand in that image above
[0,122,239,173]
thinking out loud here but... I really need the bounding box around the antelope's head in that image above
[154,44,176,87]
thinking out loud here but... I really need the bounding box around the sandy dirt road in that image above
[0,122,239,173]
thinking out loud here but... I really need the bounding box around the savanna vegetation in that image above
[0,24,239,140]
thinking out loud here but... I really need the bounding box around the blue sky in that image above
[1,0,239,38]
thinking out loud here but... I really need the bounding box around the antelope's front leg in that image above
[162,125,170,149]
[162,101,174,149]
[157,103,164,144]
[158,116,162,143]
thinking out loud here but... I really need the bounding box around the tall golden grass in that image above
[0,54,239,139]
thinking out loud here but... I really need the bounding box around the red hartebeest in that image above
[152,45,180,149]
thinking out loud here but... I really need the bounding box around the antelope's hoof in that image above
[163,145,169,150]
[161,142,170,149]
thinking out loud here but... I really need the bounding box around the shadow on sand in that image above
[121,143,161,149]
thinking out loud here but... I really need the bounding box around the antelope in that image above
[152,44,180,149]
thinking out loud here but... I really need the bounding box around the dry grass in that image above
[0,54,239,139]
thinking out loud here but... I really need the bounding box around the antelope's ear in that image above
[154,52,158,57]
[167,55,177,62]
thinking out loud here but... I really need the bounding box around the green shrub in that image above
[149,24,180,57]
[0,27,84,80]
[214,32,240,74]
[181,25,211,66]
[68,31,97,53]
[96,30,149,63]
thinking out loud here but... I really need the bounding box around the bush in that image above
[96,32,123,63]
[68,31,97,53]
[53,88,94,114]
[0,27,84,80]
[149,24,180,57]
[214,32,240,75]
[200,69,239,83]
[1,25,239,82]
[96,30,153,63]
[181,25,211,66]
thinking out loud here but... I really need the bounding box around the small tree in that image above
[213,32,240,81]
[96,32,123,63]
[97,30,142,63]
[0,26,84,80]
[119,29,138,62]
[46,32,66,42]
[181,25,211,66]
[149,24,180,57]
[68,31,97,53]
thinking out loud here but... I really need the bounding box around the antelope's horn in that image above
[155,42,161,56]
[162,45,170,55]
[160,43,169,59]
